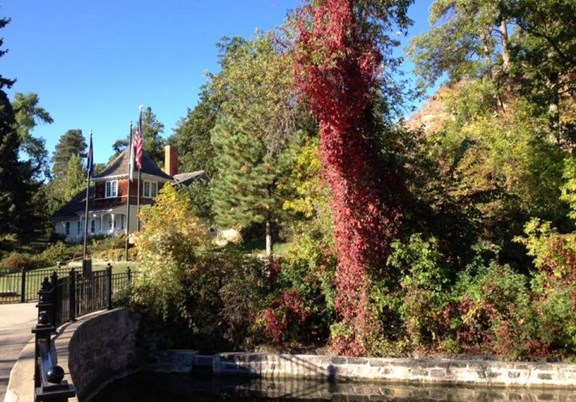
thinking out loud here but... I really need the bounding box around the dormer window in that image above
[143,181,158,198]
[105,180,118,198]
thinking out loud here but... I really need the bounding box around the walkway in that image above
[0,303,37,401]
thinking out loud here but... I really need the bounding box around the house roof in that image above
[53,187,93,219]
[173,171,210,186]
[93,148,172,180]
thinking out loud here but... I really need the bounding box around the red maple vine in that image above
[294,0,403,355]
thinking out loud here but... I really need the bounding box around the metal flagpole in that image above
[124,122,133,261]
[82,130,93,260]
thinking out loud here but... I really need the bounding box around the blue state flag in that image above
[87,132,94,179]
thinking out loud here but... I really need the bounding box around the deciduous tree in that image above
[294,0,411,355]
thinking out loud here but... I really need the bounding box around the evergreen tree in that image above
[141,106,166,165]
[52,129,86,179]
[170,87,218,177]
[110,106,166,166]
[210,34,296,257]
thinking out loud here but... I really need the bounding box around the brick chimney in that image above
[164,145,179,177]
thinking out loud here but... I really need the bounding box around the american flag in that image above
[134,128,143,170]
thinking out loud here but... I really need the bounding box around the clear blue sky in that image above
[2,0,433,166]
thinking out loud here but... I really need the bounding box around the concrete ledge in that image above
[209,353,576,389]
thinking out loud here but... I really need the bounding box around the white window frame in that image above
[143,180,158,199]
[105,180,118,198]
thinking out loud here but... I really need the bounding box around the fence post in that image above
[34,278,53,389]
[69,268,76,322]
[50,272,59,328]
[106,263,113,310]
[20,267,26,303]
[126,266,132,284]
[33,278,75,401]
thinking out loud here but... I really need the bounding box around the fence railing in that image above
[0,266,71,304]
[42,264,134,328]
[32,263,135,401]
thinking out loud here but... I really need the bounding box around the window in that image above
[143,181,158,198]
[65,222,70,236]
[77,221,81,235]
[90,219,95,233]
[105,180,118,198]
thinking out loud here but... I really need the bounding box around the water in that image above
[92,373,576,401]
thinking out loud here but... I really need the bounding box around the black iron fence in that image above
[40,264,134,328]
[0,266,71,304]
[0,265,134,305]
[32,263,135,401]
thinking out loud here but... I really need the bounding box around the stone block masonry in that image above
[210,353,576,389]
[67,309,142,401]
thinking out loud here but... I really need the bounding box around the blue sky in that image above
[2,0,433,166]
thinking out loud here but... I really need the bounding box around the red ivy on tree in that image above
[295,0,403,355]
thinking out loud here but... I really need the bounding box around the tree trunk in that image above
[265,219,273,259]
[500,21,510,73]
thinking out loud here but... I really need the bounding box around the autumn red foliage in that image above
[294,0,403,355]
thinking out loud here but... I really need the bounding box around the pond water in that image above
[92,373,576,402]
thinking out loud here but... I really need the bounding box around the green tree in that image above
[408,0,510,89]
[111,107,166,166]
[0,17,37,240]
[170,88,218,177]
[51,129,86,179]
[210,34,297,258]
[12,92,53,181]
[48,130,88,213]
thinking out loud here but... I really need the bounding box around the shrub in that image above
[39,241,81,264]
[1,252,46,273]
[517,218,576,357]
[451,261,535,359]
[386,234,451,351]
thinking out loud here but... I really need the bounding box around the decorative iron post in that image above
[106,263,113,310]
[49,272,59,328]
[20,267,27,303]
[68,268,76,322]
[33,276,76,401]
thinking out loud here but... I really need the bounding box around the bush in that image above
[39,241,81,264]
[1,252,46,273]
[517,218,576,357]
[450,261,535,359]
[385,234,451,351]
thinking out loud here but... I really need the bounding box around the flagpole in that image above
[83,130,93,260]
[136,105,143,231]
[124,122,133,261]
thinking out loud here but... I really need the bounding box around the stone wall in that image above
[67,308,141,401]
[211,353,576,389]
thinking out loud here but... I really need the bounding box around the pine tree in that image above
[210,35,296,257]
[52,129,86,179]
[170,88,218,177]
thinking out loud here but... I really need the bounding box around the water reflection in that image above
[93,372,576,402]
